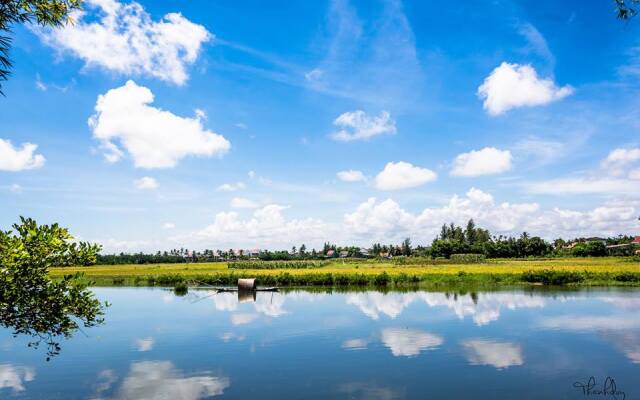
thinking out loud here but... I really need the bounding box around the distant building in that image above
[248,249,260,257]
[632,236,640,245]
[326,249,335,257]
[339,250,349,258]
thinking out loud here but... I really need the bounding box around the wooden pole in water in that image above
[238,278,256,290]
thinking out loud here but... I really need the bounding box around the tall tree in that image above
[1,0,82,94]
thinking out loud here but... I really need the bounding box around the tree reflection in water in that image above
[0,218,107,360]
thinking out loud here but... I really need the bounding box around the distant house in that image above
[632,236,640,245]
[248,249,260,257]
[326,249,335,258]
[359,249,369,257]
[339,250,349,258]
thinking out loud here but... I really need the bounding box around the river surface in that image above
[1,287,639,399]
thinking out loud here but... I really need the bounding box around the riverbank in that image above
[49,257,640,287]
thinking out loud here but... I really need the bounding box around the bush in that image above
[450,253,486,264]
[521,270,585,285]
[228,260,328,269]
[373,272,390,286]
[173,282,188,296]
[614,272,640,282]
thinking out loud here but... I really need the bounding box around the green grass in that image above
[50,257,640,287]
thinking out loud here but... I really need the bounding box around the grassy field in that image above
[49,257,640,287]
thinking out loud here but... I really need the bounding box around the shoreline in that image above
[50,257,640,288]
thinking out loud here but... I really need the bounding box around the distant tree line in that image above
[95,220,638,264]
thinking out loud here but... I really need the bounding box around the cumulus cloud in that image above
[106,361,229,399]
[197,204,329,248]
[374,161,437,190]
[331,110,396,142]
[346,292,416,320]
[380,328,443,357]
[0,139,45,171]
[462,340,524,369]
[337,169,366,182]
[134,337,154,352]
[217,182,245,192]
[89,81,230,168]
[477,62,573,115]
[347,291,544,325]
[600,147,640,179]
[163,222,176,229]
[451,147,512,177]
[527,146,640,195]
[601,147,640,168]
[230,197,259,209]
[38,0,211,85]
[134,176,158,190]
[343,187,638,243]
[230,313,258,325]
[0,364,35,393]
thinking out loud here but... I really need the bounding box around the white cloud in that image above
[230,197,259,209]
[462,340,523,369]
[602,147,640,168]
[451,147,512,177]
[380,328,443,357]
[134,337,154,352]
[346,292,416,320]
[9,184,22,193]
[0,364,35,393]
[518,23,554,66]
[217,182,245,192]
[162,222,176,230]
[527,146,640,195]
[134,176,158,190]
[374,161,437,190]
[106,361,229,399]
[89,81,230,168]
[253,294,287,317]
[347,291,544,325]
[305,68,324,82]
[512,136,568,165]
[211,292,238,312]
[331,110,396,142]
[197,204,329,248]
[343,187,638,242]
[337,169,365,182]
[526,177,640,196]
[539,315,640,331]
[0,139,45,171]
[35,74,47,91]
[38,0,211,85]
[230,313,258,325]
[247,170,256,179]
[342,338,369,350]
[235,123,248,130]
[477,62,574,115]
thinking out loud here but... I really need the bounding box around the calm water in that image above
[1,287,639,399]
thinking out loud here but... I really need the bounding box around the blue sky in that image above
[1,0,639,252]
